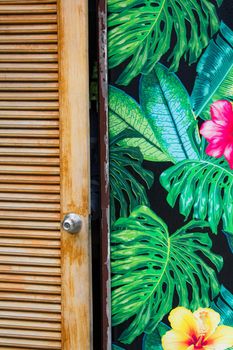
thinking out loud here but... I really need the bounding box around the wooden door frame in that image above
[98,0,111,349]
[58,0,92,349]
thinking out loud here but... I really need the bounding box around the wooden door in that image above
[0,0,92,349]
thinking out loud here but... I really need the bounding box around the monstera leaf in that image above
[143,323,170,350]
[191,22,233,120]
[160,155,233,234]
[111,206,223,343]
[110,133,153,223]
[109,85,171,162]
[140,64,200,162]
[108,0,222,85]
[211,285,233,327]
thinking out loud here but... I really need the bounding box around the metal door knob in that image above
[62,213,82,234]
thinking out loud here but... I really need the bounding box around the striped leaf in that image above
[191,22,233,120]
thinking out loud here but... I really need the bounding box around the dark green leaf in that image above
[108,0,222,85]
[160,155,233,234]
[224,231,233,253]
[110,140,153,223]
[112,345,125,350]
[211,285,233,327]
[140,64,200,162]
[143,323,170,350]
[111,206,223,343]
[191,22,233,120]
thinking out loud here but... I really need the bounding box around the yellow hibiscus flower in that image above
[162,306,233,350]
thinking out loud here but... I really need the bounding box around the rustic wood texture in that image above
[58,0,92,349]
[98,0,111,348]
[0,1,61,349]
[0,1,91,348]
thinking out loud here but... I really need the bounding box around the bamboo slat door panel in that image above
[0,1,91,349]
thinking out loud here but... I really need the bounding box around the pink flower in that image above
[200,100,233,169]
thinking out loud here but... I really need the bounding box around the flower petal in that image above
[161,330,190,350]
[206,142,225,158]
[168,307,198,338]
[200,120,225,141]
[193,308,220,338]
[210,100,233,126]
[223,143,233,169]
[205,325,233,350]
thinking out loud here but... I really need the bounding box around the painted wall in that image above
[107,0,233,349]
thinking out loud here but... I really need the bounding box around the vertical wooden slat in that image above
[58,0,92,349]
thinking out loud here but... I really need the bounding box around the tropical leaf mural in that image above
[110,133,153,223]
[111,206,223,343]
[140,64,200,162]
[107,0,233,348]
[160,152,233,235]
[109,85,171,162]
[108,0,223,85]
[191,22,233,120]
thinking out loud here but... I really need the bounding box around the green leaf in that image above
[211,285,233,327]
[143,323,170,350]
[111,206,223,343]
[109,85,171,162]
[140,64,200,163]
[108,0,222,85]
[224,231,233,254]
[112,345,125,350]
[110,138,153,223]
[160,155,233,234]
[191,22,233,120]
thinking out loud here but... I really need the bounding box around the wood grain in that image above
[0,54,58,62]
[0,120,59,128]
[0,4,57,14]
[0,24,57,34]
[0,175,60,184]
[0,110,59,118]
[0,64,58,72]
[59,0,92,349]
[0,14,57,24]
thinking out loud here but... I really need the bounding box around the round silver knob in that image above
[62,213,82,234]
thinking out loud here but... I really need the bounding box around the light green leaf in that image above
[160,155,233,234]
[111,206,223,343]
[108,0,222,85]
[110,135,154,223]
[109,85,171,162]
[191,22,233,120]
[140,64,200,163]
[143,323,170,350]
